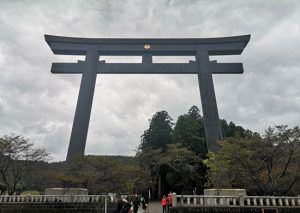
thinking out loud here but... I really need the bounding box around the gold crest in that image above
[144,44,151,49]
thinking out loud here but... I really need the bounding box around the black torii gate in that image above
[45,35,250,160]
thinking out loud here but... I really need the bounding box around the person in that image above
[140,195,148,213]
[132,194,140,213]
[115,197,124,213]
[121,196,132,213]
[161,195,167,213]
[166,192,173,212]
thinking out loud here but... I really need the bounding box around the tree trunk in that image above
[157,174,161,199]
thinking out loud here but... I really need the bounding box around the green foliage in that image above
[162,144,202,191]
[204,125,300,195]
[173,106,207,157]
[46,155,145,195]
[137,144,201,196]
[220,120,254,138]
[140,111,174,150]
[137,105,255,196]
[203,152,231,189]
[1,106,288,197]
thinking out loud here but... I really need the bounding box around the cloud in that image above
[0,0,299,161]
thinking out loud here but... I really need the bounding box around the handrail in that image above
[0,194,111,203]
[172,194,300,208]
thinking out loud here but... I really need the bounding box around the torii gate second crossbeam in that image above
[45,35,250,161]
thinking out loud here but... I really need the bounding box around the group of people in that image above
[161,193,173,213]
[115,192,174,213]
[115,194,148,213]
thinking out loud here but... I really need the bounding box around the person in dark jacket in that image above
[132,194,140,213]
[120,196,132,213]
[115,198,124,213]
[140,195,148,212]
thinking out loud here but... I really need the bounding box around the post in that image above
[70,193,74,203]
[196,50,222,152]
[104,197,108,213]
[239,193,244,206]
[67,50,99,160]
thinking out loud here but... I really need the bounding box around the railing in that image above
[0,195,110,204]
[172,195,300,208]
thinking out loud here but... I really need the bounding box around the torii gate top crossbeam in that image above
[45,35,250,56]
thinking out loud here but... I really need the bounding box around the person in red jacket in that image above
[161,195,167,213]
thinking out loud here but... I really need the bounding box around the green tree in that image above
[163,144,202,193]
[50,156,143,195]
[140,111,174,150]
[220,120,253,138]
[137,144,202,196]
[136,148,164,196]
[204,125,300,195]
[173,106,207,157]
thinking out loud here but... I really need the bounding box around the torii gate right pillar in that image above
[196,51,222,152]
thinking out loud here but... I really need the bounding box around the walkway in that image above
[147,201,162,213]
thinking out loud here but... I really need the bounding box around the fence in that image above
[172,194,300,209]
[0,195,111,213]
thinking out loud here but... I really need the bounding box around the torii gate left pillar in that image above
[67,50,98,159]
[45,35,250,161]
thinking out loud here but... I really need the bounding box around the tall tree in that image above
[173,106,207,157]
[140,111,174,150]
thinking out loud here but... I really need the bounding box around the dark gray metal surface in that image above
[45,35,250,160]
[51,61,244,74]
[196,51,222,152]
[66,50,98,159]
[45,35,250,56]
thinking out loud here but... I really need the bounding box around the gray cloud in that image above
[0,0,299,161]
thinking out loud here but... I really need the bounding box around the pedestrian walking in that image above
[120,196,132,213]
[161,195,167,213]
[166,192,173,212]
[140,195,148,213]
[132,194,140,213]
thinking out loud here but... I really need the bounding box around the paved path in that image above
[147,201,162,213]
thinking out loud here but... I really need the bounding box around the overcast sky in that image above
[0,0,299,161]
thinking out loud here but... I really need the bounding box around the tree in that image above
[137,144,202,196]
[220,120,253,138]
[140,111,174,150]
[162,144,202,193]
[136,148,164,197]
[173,106,207,157]
[204,125,300,195]
[0,134,49,194]
[50,155,144,195]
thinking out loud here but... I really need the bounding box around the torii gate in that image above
[45,35,250,160]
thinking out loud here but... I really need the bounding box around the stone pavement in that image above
[146,201,162,213]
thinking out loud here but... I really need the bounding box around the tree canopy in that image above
[140,111,174,150]
[0,134,49,194]
[204,125,300,195]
